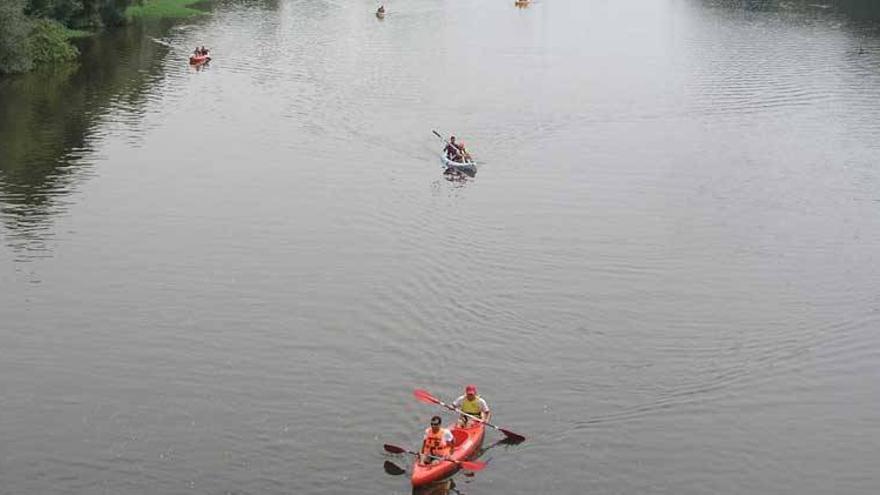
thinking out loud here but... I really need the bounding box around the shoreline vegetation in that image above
[125,0,208,20]
[0,0,209,76]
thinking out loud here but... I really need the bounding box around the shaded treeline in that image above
[25,0,133,28]
[0,0,140,74]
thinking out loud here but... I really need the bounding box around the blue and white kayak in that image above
[441,152,477,177]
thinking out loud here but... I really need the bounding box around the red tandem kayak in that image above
[411,421,485,487]
[189,54,211,65]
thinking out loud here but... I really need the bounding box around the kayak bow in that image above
[411,421,485,487]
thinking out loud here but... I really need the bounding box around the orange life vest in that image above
[423,427,452,457]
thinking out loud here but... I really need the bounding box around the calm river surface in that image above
[2,0,880,493]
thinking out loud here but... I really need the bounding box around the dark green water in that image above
[2,1,879,493]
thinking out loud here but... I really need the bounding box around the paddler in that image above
[452,384,490,427]
[420,416,455,464]
[377,5,385,15]
[445,136,464,162]
[457,141,472,163]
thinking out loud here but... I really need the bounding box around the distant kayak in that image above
[189,54,211,65]
[376,12,385,18]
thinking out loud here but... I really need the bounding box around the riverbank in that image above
[0,0,209,76]
[127,0,210,20]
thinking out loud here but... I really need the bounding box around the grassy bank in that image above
[126,0,209,19]
[63,28,94,40]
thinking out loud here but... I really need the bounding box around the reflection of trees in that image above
[0,22,168,259]
[701,0,880,22]
[831,0,880,22]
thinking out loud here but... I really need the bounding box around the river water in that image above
[2,0,879,493]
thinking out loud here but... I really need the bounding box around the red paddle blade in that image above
[413,389,440,405]
[459,460,487,471]
[383,444,406,454]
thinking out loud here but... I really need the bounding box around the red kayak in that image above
[189,54,211,65]
[411,421,485,487]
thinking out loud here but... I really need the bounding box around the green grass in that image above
[126,0,209,19]
[63,28,93,39]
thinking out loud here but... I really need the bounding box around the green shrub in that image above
[27,18,80,66]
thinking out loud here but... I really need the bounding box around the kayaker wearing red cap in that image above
[421,415,455,464]
[452,385,491,427]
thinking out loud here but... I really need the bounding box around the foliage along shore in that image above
[0,0,208,76]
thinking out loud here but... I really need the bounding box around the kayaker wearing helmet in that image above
[421,416,455,464]
[452,384,490,427]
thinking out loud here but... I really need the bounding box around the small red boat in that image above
[189,54,211,65]
[411,421,485,487]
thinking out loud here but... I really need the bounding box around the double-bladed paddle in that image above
[383,444,486,471]
[413,389,526,443]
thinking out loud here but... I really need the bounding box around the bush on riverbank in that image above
[28,19,80,66]
[0,14,82,76]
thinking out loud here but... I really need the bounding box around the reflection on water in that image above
[0,2,876,261]
[720,0,880,20]
[1,0,880,494]
[413,479,457,495]
[699,0,880,34]
[0,23,175,261]
[0,64,92,262]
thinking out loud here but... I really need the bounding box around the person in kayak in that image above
[377,5,385,14]
[445,136,464,162]
[420,416,455,464]
[457,141,472,163]
[200,46,209,56]
[452,384,490,427]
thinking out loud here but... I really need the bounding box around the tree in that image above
[24,0,133,28]
[0,0,34,74]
